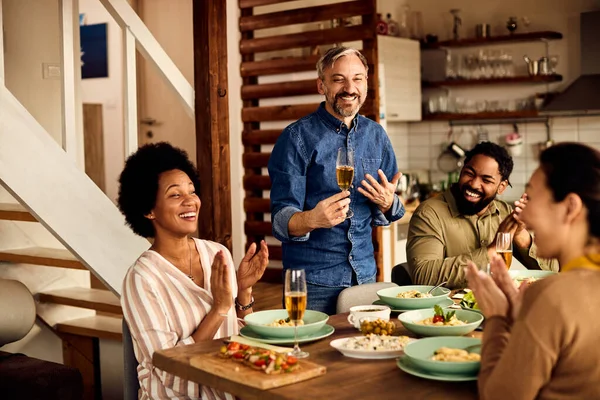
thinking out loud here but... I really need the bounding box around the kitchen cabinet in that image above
[378,35,421,122]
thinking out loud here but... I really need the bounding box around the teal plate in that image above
[239,324,335,345]
[397,355,478,382]
[373,298,454,313]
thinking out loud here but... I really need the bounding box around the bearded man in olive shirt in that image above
[407,142,557,288]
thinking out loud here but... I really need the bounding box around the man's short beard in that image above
[451,183,497,216]
[333,96,362,117]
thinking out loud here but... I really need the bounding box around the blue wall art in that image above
[80,23,108,79]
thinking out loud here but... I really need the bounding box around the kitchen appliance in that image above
[541,11,600,116]
[523,56,539,76]
[437,142,466,173]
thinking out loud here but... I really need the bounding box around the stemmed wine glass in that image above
[336,147,354,219]
[285,269,309,358]
[495,232,513,269]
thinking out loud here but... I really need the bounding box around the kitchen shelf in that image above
[421,31,563,49]
[423,74,562,88]
[423,110,542,122]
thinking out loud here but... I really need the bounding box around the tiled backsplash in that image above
[387,116,600,201]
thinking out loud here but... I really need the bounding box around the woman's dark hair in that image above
[117,142,201,238]
[464,141,514,186]
[539,142,600,237]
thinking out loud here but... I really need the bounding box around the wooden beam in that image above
[240,25,374,54]
[241,79,317,100]
[242,102,375,122]
[242,103,320,122]
[242,153,271,169]
[239,1,373,32]
[241,55,320,77]
[244,198,270,213]
[193,0,232,250]
[243,175,271,190]
[242,129,281,145]
[245,221,272,236]
[239,0,296,9]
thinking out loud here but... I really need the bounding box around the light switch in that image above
[42,63,61,79]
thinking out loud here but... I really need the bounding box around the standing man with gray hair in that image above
[268,47,405,314]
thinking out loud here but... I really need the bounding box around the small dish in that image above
[330,335,415,359]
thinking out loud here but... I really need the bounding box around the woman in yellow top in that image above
[466,142,600,400]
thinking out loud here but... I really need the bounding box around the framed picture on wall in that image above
[80,23,108,79]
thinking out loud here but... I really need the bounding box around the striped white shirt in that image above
[122,238,238,400]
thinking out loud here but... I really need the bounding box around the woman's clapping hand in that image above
[237,240,269,292]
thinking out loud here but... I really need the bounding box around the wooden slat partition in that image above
[244,198,270,213]
[239,0,297,9]
[241,55,320,77]
[239,2,373,32]
[241,79,317,100]
[238,0,380,283]
[243,175,271,190]
[240,25,374,54]
[242,130,281,145]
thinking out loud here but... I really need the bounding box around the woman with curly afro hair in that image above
[118,142,268,400]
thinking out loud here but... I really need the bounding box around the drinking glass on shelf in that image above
[336,147,354,218]
[285,269,309,359]
[495,232,513,269]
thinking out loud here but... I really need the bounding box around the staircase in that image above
[0,201,125,399]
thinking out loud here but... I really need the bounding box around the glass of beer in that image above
[495,232,513,269]
[285,269,309,358]
[336,147,354,218]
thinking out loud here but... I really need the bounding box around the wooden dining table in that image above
[153,312,481,400]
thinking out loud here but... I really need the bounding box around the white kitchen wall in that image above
[397,116,600,201]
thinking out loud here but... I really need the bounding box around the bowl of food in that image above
[403,336,482,375]
[509,270,557,288]
[398,305,483,337]
[376,285,450,309]
[244,309,329,339]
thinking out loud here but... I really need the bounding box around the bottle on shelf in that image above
[376,13,388,35]
[386,13,400,37]
[398,5,411,38]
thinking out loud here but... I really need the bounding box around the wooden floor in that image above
[253,281,283,311]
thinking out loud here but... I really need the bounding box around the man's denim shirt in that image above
[268,103,405,287]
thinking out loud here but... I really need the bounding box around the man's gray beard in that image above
[333,98,362,118]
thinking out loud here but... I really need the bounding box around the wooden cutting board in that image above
[189,353,326,390]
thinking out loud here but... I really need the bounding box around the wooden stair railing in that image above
[238,0,383,277]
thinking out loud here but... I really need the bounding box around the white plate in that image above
[329,336,415,359]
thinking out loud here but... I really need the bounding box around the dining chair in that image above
[336,282,398,313]
[122,319,140,400]
[391,262,413,285]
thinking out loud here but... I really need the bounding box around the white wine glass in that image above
[284,269,309,358]
[495,232,513,269]
[336,147,354,219]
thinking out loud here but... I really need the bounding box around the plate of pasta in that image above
[330,334,414,359]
